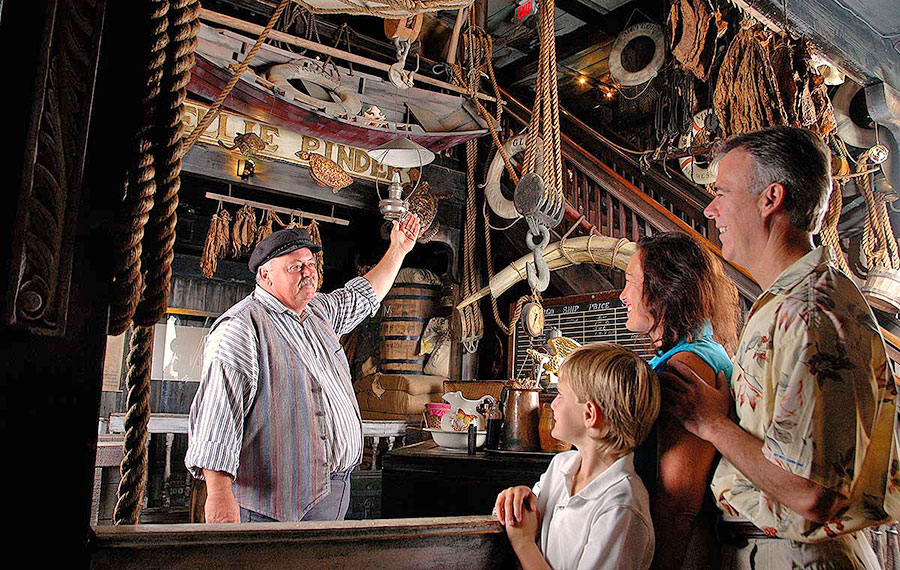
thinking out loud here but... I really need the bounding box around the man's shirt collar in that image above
[765,246,830,295]
[253,285,310,322]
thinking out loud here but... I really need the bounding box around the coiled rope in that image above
[858,152,900,270]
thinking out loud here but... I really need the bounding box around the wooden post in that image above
[445,8,468,65]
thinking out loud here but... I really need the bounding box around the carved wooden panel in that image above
[6,0,103,335]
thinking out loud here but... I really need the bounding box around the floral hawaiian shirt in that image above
[710,246,900,542]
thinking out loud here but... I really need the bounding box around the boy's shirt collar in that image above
[560,451,636,500]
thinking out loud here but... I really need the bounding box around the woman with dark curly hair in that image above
[619,231,740,570]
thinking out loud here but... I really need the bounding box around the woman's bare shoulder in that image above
[663,351,716,386]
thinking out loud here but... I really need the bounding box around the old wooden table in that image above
[381,440,556,518]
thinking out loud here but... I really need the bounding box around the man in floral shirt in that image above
[664,126,899,568]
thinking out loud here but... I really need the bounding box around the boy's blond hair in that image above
[558,343,660,455]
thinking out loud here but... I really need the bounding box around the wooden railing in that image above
[90,516,516,569]
[498,90,761,302]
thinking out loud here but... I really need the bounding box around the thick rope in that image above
[460,138,484,351]
[859,153,900,269]
[820,180,852,274]
[136,0,201,326]
[113,325,154,525]
[483,200,512,334]
[113,0,202,526]
[182,0,291,153]
[451,30,520,186]
[108,0,169,336]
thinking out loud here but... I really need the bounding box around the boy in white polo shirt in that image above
[494,343,660,570]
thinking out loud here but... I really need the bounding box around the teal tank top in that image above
[648,322,733,382]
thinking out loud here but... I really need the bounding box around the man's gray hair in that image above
[717,126,832,233]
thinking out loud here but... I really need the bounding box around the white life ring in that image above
[678,110,718,185]
[608,23,665,87]
[484,133,544,220]
[267,60,362,117]
[833,82,876,149]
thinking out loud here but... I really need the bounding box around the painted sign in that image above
[183,100,416,183]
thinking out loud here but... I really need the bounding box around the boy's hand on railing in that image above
[493,485,537,526]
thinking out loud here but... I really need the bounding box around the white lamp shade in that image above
[366,137,435,169]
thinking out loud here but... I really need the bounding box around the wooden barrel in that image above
[379,278,440,375]
[863,268,900,313]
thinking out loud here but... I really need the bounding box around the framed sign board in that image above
[508,291,654,381]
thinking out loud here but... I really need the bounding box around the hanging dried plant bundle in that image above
[770,39,837,136]
[256,210,275,243]
[669,0,725,82]
[200,208,232,278]
[714,22,837,137]
[216,209,232,258]
[231,205,258,257]
[714,23,789,136]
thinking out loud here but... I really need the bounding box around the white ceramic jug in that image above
[440,391,496,432]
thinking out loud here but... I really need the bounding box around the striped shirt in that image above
[185,277,379,520]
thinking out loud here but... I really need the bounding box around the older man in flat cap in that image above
[186,214,420,523]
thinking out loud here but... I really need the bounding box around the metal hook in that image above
[525,224,551,292]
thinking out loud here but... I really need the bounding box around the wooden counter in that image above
[381,441,556,518]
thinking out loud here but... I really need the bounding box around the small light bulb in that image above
[578,76,587,85]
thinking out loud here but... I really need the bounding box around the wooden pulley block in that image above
[514,172,564,228]
[514,172,546,218]
[384,14,424,43]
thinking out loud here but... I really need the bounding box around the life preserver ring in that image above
[267,60,362,117]
[484,133,544,220]
[608,23,665,87]
[833,82,876,149]
[678,110,718,185]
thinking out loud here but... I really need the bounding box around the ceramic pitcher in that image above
[440,391,496,432]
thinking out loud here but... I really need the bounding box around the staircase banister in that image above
[499,105,761,301]
[498,87,713,212]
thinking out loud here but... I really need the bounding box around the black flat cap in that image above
[248,227,322,274]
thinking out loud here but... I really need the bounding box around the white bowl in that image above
[426,428,487,451]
